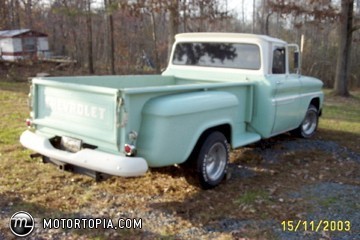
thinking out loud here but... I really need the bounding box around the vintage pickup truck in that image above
[20,33,323,189]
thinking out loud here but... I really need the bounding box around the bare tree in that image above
[241,0,245,25]
[104,0,115,74]
[86,0,94,74]
[10,0,21,28]
[0,1,9,29]
[334,0,360,96]
[20,0,34,28]
[150,12,161,73]
[167,0,180,59]
[252,0,256,33]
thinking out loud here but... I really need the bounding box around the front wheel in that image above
[292,104,319,138]
[197,131,229,189]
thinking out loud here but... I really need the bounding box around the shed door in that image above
[22,37,37,52]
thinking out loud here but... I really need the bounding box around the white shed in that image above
[0,29,50,61]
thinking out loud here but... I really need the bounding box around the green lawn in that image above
[317,90,360,150]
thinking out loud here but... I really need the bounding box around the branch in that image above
[351,25,360,33]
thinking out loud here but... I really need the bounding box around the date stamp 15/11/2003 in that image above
[281,220,351,232]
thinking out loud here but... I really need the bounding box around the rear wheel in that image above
[292,104,319,138]
[197,131,229,189]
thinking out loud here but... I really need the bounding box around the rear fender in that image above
[137,91,239,167]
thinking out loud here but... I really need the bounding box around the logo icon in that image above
[9,211,35,237]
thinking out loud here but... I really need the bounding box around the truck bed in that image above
[40,75,215,89]
[30,74,254,158]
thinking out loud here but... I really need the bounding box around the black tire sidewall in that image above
[197,131,229,189]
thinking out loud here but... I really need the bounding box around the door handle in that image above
[276,81,283,85]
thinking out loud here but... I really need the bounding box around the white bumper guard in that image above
[20,130,148,177]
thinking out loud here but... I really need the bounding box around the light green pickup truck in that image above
[20,33,323,189]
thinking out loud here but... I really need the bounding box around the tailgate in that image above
[31,78,121,152]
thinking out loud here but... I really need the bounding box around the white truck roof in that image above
[175,32,286,45]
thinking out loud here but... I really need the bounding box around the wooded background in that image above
[0,0,359,95]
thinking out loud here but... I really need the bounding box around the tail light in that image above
[124,144,136,156]
[26,118,32,127]
[124,131,138,156]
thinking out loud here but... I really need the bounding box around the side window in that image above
[272,48,286,74]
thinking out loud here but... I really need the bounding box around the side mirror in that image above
[287,44,301,75]
[294,51,299,70]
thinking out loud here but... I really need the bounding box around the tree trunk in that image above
[199,1,204,31]
[167,0,179,61]
[252,0,256,33]
[10,0,21,29]
[86,0,94,74]
[105,0,115,74]
[24,0,33,28]
[150,11,161,73]
[182,0,187,32]
[334,0,354,97]
[0,1,9,28]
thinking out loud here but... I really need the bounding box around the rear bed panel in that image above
[32,79,120,153]
[29,77,255,158]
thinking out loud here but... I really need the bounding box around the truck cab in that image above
[164,33,322,139]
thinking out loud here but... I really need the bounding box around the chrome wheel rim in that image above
[205,142,227,181]
[302,110,317,136]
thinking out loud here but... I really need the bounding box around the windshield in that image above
[172,42,261,70]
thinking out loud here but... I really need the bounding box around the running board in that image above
[233,132,261,148]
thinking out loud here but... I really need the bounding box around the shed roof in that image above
[0,29,47,38]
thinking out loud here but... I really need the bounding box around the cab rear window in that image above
[172,42,260,70]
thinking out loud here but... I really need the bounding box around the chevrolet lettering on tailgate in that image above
[44,96,107,120]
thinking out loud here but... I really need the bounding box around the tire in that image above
[292,104,319,138]
[197,131,229,189]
